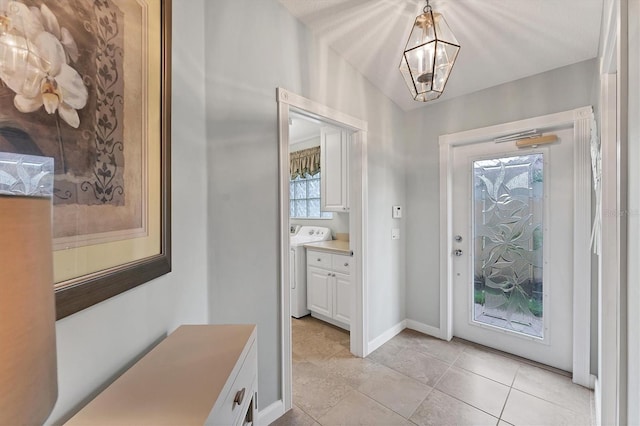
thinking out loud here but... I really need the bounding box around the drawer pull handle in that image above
[317,258,321,261]
[344,263,349,267]
[234,388,246,407]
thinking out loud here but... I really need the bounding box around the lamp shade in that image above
[0,153,57,425]
[399,5,460,102]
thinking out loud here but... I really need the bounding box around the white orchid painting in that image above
[0,1,87,128]
[0,0,130,217]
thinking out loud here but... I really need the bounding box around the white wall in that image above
[626,1,639,422]
[46,1,209,422]
[204,0,406,409]
[404,59,599,329]
[291,138,320,151]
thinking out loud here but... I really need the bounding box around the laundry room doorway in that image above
[276,88,368,413]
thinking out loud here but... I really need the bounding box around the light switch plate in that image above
[392,228,400,240]
[392,205,402,218]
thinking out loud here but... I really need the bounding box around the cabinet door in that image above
[307,266,333,317]
[321,127,349,212]
[333,272,351,325]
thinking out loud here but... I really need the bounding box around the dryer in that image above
[290,226,331,318]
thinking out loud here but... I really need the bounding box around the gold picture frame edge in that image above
[55,0,172,320]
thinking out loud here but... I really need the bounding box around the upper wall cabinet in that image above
[321,128,349,212]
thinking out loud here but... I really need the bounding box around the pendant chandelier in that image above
[399,0,460,102]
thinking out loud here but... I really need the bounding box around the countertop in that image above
[304,240,352,256]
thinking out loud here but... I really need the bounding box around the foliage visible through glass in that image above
[290,173,333,219]
[473,154,544,338]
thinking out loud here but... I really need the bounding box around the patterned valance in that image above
[290,146,320,179]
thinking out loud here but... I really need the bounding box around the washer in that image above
[290,226,332,318]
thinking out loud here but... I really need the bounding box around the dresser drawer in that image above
[307,250,331,269]
[214,339,257,425]
[331,254,352,275]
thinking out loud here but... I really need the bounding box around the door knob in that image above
[455,235,463,242]
[453,249,463,256]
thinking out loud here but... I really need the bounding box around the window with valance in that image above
[290,146,320,179]
[289,146,331,219]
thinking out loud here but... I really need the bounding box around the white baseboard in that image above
[257,399,285,426]
[366,320,406,354]
[365,319,446,355]
[405,319,445,340]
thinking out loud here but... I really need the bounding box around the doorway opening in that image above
[277,88,368,412]
[440,106,595,387]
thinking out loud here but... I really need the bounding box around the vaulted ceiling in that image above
[278,0,604,111]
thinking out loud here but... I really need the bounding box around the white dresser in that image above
[67,325,257,425]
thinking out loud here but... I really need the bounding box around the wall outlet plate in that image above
[392,228,400,240]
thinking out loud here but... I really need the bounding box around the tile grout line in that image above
[430,347,463,389]
[452,363,520,388]
[404,386,435,421]
[291,403,318,424]
[426,352,507,422]
[402,348,464,422]
[510,364,592,416]
[417,341,520,388]
[351,389,422,425]
[293,372,357,425]
[497,363,521,422]
[428,389,501,422]
[365,345,443,422]
[314,388,360,426]
[509,386,592,419]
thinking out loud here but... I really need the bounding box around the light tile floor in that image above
[271,316,594,426]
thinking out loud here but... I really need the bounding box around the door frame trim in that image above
[439,106,594,386]
[276,88,368,412]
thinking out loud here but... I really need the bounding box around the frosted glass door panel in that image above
[472,154,544,338]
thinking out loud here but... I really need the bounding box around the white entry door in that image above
[451,128,574,371]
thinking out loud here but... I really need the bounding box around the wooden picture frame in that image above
[50,0,172,319]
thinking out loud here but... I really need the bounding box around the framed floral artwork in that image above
[0,0,172,318]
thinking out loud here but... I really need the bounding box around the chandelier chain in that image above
[423,0,432,13]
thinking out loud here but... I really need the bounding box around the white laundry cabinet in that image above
[320,127,349,212]
[306,249,352,330]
